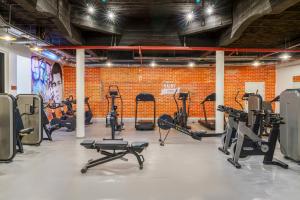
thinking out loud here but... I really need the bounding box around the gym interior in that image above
[1,0,300,199]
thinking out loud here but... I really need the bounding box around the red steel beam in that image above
[43,45,300,53]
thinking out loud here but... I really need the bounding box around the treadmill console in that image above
[179,92,189,99]
[110,90,119,96]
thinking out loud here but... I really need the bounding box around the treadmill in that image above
[135,93,156,131]
[198,93,216,130]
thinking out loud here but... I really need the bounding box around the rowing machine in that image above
[157,114,223,146]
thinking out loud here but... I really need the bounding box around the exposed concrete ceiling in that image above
[1,0,300,65]
[1,0,300,48]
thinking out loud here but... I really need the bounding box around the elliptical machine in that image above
[173,89,191,129]
[105,85,124,132]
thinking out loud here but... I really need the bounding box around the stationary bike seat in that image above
[19,128,34,135]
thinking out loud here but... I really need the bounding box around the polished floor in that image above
[1,121,300,200]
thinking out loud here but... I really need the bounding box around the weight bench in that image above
[80,140,149,173]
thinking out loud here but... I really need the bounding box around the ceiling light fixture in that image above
[87,6,95,14]
[0,34,16,41]
[252,60,261,67]
[30,45,43,52]
[279,53,291,61]
[206,6,214,15]
[106,61,112,67]
[188,61,195,67]
[186,12,195,22]
[107,11,116,21]
[150,61,156,67]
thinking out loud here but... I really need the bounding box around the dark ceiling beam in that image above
[219,0,300,46]
[14,0,83,44]
[179,14,232,36]
[70,10,121,35]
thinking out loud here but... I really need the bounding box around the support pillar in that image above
[76,49,85,138]
[215,51,225,133]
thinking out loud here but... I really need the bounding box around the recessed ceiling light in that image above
[107,11,116,21]
[87,6,95,14]
[206,6,214,15]
[188,61,195,67]
[252,60,261,67]
[0,34,16,41]
[186,12,195,21]
[150,61,156,67]
[279,53,291,61]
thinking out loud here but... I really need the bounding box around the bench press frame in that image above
[81,141,147,173]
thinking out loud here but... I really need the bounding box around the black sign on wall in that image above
[0,52,4,93]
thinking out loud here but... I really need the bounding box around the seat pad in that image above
[95,140,129,150]
[19,128,34,134]
[131,142,149,148]
[80,140,95,149]
[131,142,149,153]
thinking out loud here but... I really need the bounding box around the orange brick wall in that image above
[63,65,275,118]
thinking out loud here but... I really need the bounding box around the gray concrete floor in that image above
[1,122,300,200]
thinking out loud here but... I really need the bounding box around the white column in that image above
[76,49,85,138]
[215,51,225,133]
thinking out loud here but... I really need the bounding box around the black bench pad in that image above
[81,140,148,152]
[80,140,95,149]
[131,142,149,152]
[95,140,129,150]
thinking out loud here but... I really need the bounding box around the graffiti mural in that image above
[31,56,63,103]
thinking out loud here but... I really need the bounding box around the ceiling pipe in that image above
[43,45,300,53]
[257,42,300,61]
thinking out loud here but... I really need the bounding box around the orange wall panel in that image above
[63,65,275,118]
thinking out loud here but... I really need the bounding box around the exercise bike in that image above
[48,100,76,132]
[218,93,263,155]
[217,106,242,155]
[105,85,124,132]
[173,89,191,129]
[228,110,288,169]
[67,95,93,125]
[42,103,60,141]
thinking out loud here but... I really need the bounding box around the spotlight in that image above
[106,61,112,67]
[206,6,214,15]
[87,6,95,14]
[279,53,291,61]
[186,12,195,22]
[107,11,115,21]
[150,61,156,67]
[188,62,195,67]
[0,34,16,41]
[252,60,261,67]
